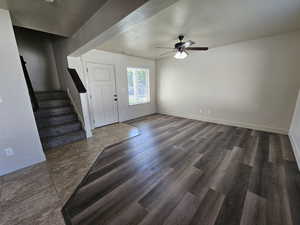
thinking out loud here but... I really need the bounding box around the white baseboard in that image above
[159,111,288,134]
[288,134,300,170]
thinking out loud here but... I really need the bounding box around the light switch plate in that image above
[4,148,14,156]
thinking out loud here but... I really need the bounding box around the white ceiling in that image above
[97,0,300,59]
[2,0,108,36]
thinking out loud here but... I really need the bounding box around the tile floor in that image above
[0,123,139,225]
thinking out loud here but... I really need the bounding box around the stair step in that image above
[42,131,86,149]
[39,122,82,138]
[36,106,74,118]
[36,91,67,101]
[39,99,70,108]
[37,113,78,128]
[34,90,86,149]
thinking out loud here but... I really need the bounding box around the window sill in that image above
[129,102,151,106]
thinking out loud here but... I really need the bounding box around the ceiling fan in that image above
[159,35,208,59]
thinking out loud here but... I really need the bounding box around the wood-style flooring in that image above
[62,114,300,225]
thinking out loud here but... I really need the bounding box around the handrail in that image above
[20,56,39,112]
[67,68,87,93]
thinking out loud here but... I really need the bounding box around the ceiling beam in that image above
[67,0,180,56]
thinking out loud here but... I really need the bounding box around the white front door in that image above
[87,62,118,128]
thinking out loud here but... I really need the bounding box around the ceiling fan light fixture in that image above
[174,51,187,59]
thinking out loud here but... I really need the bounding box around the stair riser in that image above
[42,132,86,149]
[36,107,74,118]
[39,100,70,108]
[39,123,82,138]
[37,114,78,128]
[36,92,67,101]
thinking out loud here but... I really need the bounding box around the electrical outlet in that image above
[4,148,14,157]
[199,109,203,114]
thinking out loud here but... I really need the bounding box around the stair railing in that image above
[67,68,87,93]
[67,67,92,138]
[20,56,39,112]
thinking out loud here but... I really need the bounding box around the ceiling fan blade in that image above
[159,50,176,57]
[186,47,208,51]
[183,40,195,48]
[156,46,174,49]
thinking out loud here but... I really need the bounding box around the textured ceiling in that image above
[4,0,109,36]
[97,0,300,59]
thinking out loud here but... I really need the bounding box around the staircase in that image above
[34,91,86,150]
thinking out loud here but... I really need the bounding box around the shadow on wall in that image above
[14,26,61,91]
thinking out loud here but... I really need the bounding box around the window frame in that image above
[127,67,151,106]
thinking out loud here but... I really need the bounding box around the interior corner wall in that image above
[289,89,300,169]
[14,27,61,91]
[157,31,300,134]
[0,9,45,176]
[81,50,157,123]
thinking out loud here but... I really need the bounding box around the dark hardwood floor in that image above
[62,114,300,225]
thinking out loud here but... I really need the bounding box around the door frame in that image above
[84,61,119,129]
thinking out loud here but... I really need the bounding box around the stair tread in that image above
[39,121,81,131]
[39,103,71,110]
[42,130,85,142]
[37,120,78,125]
[39,104,71,109]
[37,106,73,113]
[38,96,68,101]
[38,99,70,108]
[37,113,78,129]
[38,105,72,111]
[36,112,75,120]
[35,108,74,119]
[35,90,65,94]
[38,98,69,101]
[36,112,76,119]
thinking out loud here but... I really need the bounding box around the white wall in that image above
[14,27,60,91]
[81,50,156,123]
[0,9,45,176]
[157,31,300,134]
[289,90,300,168]
[67,56,92,138]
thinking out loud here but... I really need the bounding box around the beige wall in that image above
[0,10,45,175]
[157,31,300,134]
[0,0,7,9]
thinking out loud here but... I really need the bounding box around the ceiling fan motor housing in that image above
[175,35,186,51]
[178,35,185,41]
